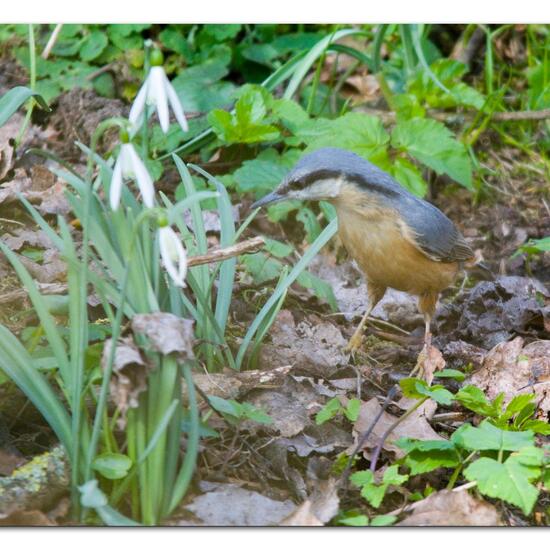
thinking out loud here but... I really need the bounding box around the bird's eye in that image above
[288,179,305,191]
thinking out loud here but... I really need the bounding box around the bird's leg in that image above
[346,307,373,353]
[345,284,386,353]
[423,312,432,349]
[410,294,437,378]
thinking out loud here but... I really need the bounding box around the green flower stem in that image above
[148,355,180,520]
[168,362,200,514]
[84,265,131,481]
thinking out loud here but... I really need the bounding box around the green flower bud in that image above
[150,49,164,67]
[119,128,130,144]
[157,212,169,228]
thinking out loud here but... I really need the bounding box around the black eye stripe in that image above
[287,169,341,191]
[283,167,400,199]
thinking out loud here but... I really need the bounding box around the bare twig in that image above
[187,236,264,268]
[358,106,550,124]
[340,385,398,489]
[85,63,115,81]
[369,396,428,473]
[0,282,67,305]
[41,24,63,60]
[0,237,265,304]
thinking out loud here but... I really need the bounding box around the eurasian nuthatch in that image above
[252,147,475,352]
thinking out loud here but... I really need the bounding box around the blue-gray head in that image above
[251,147,406,209]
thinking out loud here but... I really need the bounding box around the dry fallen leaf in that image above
[280,478,339,526]
[436,276,550,349]
[103,336,151,428]
[259,309,348,377]
[131,312,194,360]
[396,489,502,526]
[245,376,322,437]
[468,337,550,416]
[184,482,295,526]
[353,397,444,459]
[184,365,293,402]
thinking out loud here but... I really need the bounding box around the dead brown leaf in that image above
[103,337,151,428]
[0,167,69,215]
[280,478,339,526]
[1,227,54,251]
[344,73,380,102]
[183,482,295,526]
[244,376,322,437]
[18,248,66,284]
[186,365,293,402]
[436,276,550,349]
[396,489,502,526]
[259,309,348,377]
[468,337,550,416]
[353,397,444,459]
[131,312,194,360]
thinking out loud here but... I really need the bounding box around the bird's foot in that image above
[345,331,364,354]
[409,338,445,384]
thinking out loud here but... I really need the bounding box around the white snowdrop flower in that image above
[158,224,188,287]
[110,134,155,211]
[129,49,189,135]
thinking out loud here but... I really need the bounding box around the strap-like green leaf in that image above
[0,86,49,126]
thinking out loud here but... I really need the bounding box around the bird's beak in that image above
[251,191,285,209]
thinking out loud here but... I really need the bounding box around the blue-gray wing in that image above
[396,196,474,263]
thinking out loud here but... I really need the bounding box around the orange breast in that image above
[334,200,459,297]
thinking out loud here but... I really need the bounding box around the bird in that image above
[252,147,476,354]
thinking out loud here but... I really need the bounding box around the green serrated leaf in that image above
[344,399,361,422]
[455,385,501,417]
[202,24,242,41]
[298,113,390,165]
[296,206,322,243]
[316,397,342,425]
[241,252,283,284]
[233,148,301,195]
[338,514,369,526]
[264,238,294,258]
[464,456,539,515]
[371,514,398,526]
[391,157,428,197]
[433,368,466,382]
[391,117,472,189]
[351,465,408,508]
[399,378,454,405]
[453,420,535,452]
[296,270,338,311]
[80,30,108,61]
[398,437,460,475]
